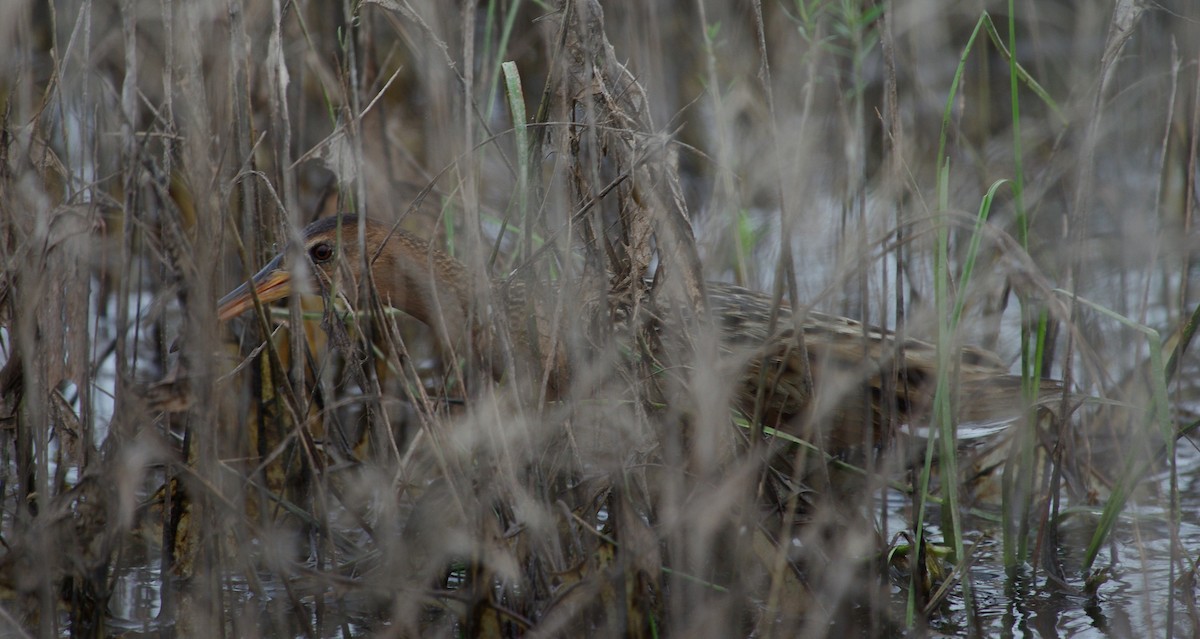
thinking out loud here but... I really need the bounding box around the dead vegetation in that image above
[1,0,1199,637]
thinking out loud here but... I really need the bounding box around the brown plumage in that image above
[218,214,1056,455]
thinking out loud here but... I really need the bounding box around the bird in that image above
[218,214,1059,458]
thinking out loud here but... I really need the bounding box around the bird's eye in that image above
[310,242,334,263]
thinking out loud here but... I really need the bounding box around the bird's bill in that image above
[217,254,292,321]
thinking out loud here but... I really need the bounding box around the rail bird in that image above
[218,215,1056,456]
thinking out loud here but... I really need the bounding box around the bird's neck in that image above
[371,231,477,343]
[373,230,563,391]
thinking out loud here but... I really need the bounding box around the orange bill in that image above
[217,254,292,321]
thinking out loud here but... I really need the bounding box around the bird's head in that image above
[218,214,472,337]
[217,215,392,322]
